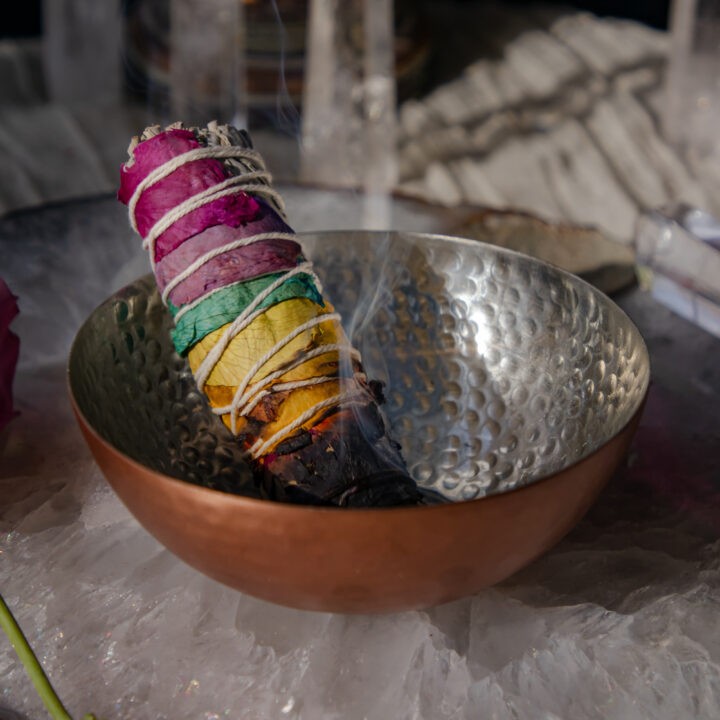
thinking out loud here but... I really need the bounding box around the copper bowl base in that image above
[72,401,642,613]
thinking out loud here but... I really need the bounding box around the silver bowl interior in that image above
[69,230,650,503]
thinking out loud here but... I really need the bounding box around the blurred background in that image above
[6,8,720,720]
[1,0,718,267]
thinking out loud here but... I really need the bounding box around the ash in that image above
[2,198,720,720]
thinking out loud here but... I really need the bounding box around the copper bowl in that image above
[68,231,649,613]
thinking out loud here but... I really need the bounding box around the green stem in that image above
[0,593,74,720]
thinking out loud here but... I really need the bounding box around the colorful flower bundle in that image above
[118,122,421,506]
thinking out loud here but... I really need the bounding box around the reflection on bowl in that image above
[68,231,649,612]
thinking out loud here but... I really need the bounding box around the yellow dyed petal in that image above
[203,352,345,408]
[204,384,235,408]
[188,298,342,386]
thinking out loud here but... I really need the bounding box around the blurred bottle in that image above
[664,0,720,194]
[301,0,398,228]
[169,0,246,127]
[43,0,122,104]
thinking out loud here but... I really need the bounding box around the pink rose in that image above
[0,278,19,433]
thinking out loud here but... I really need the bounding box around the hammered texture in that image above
[69,275,258,497]
[69,231,649,502]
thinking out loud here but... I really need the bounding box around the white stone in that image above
[504,30,582,100]
[424,162,464,206]
[551,14,621,76]
[456,136,566,222]
[492,62,531,107]
[464,61,505,118]
[585,95,670,210]
[451,157,506,207]
[540,119,638,240]
[301,0,397,193]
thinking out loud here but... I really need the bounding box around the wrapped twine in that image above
[119,122,422,506]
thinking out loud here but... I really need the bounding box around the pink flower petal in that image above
[118,129,261,262]
[0,278,20,433]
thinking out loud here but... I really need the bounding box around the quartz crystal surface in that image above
[1,197,719,719]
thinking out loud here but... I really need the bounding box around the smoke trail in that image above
[269,0,302,139]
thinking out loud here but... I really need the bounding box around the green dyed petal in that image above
[172,272,324,355]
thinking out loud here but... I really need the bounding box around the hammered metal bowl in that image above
[68,230,649,612]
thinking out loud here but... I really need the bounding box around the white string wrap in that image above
[127,146,286,270]
[129,135,366,458]
[212,344,362,418]
[240,375,338,417]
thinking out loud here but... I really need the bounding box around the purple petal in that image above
[156,200,298,305]
[0,278,19,433]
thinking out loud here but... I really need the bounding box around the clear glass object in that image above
[301,0,398,228]
[169,0,247,128]
[635,203,720,338]
[664,0,720,192]
[42,0,122,104]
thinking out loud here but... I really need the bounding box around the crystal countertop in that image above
[1,194,719,719]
